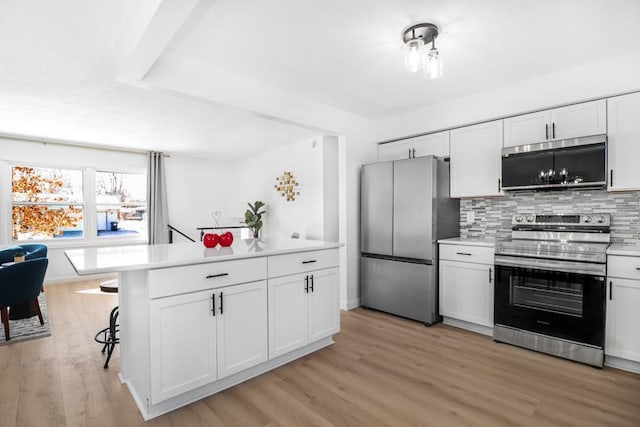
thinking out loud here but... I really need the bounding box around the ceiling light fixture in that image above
[402,23,443,79]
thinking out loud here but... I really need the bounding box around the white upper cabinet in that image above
[607,92,640,191]
[450,120,504,198]
[550,100,606,140]
[378,131,449,161]
[503,100,606,147]
[503,110,550,147]
[377,139,411,161]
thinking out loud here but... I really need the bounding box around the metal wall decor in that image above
[275,171,300,201]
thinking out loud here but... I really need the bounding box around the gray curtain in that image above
[147,152,169,244]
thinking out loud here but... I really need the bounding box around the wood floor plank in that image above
[1,281,638,426]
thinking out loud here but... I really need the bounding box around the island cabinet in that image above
[87,241,343,421]
[149,280,268,403]
[268,250,340,358]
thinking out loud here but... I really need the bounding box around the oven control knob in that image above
[595,215,606,224]
[515,215,523,223]
[526,215,535,222]
[583,215,592,223]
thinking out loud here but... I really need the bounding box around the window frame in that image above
[95,169,148,240]
[6,162,148,248]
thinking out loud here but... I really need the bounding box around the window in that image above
[11,165,84,240]
[96,171,147,238]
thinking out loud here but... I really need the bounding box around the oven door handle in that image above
[494,256,606,276]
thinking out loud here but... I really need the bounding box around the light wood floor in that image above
[1,280,639,426]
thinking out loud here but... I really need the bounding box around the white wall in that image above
[227,136,339,241]
[376,51,640,142]
[164,155,231,242]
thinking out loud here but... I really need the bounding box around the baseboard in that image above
[605,354,640,374]
[44,273,116,285]
[340,298,360,311]
[442,317,493,337]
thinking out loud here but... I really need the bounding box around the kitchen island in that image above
[65,238,341,420]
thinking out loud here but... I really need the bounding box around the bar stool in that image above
[94,279,119,369]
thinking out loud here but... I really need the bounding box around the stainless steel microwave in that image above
[501,135,607,191]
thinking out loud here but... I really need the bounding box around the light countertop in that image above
[607,243,640,257]
[437,237,496,247]
[65,238,341,275]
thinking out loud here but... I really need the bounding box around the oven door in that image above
[494,261,605,347]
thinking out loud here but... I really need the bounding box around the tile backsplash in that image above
[460,190,640,244]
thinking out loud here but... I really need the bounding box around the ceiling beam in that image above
[116,0,215,82]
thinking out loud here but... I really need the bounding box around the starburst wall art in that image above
[274,171,300,201]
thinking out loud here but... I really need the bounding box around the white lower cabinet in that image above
[439,242,495,335]
[149,280,268,404]
[606,255,640,365]
[440,260,493,328]
[269,267,340,359]
[150,289,218,403]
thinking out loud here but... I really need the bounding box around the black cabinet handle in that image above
[552,122,556,139]
[610,170,614,187]
[412,148,416,158]
[545,123,549,140]
[609,281,613,300]
[304,275,309,293]
[302,260,317,264]
[219,291,224,314]
[206,273,229,279]
[408,148,412,159]
[498,178,501,192]
[489,268,492,283]
[211,293,216,316]
[310,274,314,292]
[456,252,472,256]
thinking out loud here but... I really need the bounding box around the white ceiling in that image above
[1,0,639,157]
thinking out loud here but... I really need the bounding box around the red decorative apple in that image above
[203,233,220,248]
[219,231,234,247]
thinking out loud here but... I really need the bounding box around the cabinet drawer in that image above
[268,249,339,278]
[607,255,640,280]
[439,244,494,264]
[149,257,267,299]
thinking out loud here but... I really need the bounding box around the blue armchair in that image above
[0,258,49,341]
[0,244,47,264]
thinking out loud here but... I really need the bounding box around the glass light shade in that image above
[425,47,443,79]
[404,39,425,73]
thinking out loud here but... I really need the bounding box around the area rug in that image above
[0,293,51,345]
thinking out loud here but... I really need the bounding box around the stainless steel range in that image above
[494,213,610,367]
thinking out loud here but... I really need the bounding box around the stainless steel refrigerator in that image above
[360,156,459,324]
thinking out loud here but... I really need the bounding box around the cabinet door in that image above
[268,273,309,358]
[216,281,268,379]
[607,92,640,191]
[411,131,450,158]
[605,278,640,362]
[550,99,606,140]
[439,260,493,327]
[149,290,217,403]
[450,120,504,198]
[308,267,340,342]
[503,110,550,147]
[378,140,411,161]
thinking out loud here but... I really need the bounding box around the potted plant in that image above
[14,249,25,263]
[244,201,266,239]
